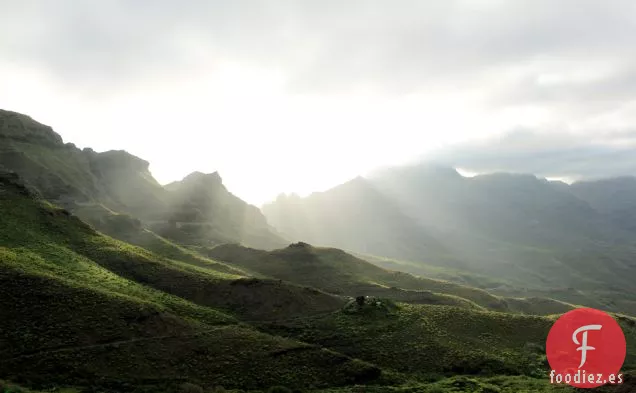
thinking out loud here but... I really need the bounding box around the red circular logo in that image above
[546,307,626,388]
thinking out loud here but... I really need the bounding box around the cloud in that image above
[3,1,636,202]
[428,128,636,180]
[3,0,636,95]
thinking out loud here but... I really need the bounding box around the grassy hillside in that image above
[0,171,391,392]
[0,170,593,393]
[72,201,252,277]
[3,111,636,392]
[204,243,576,315]
[261,302,636,389]
[0,265,378,391]
[0,172,344,322]
[2,168,635,392]
[359,252,636,317]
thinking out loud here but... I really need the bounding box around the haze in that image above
[2,0,636,205]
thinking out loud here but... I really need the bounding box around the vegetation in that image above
[263,165,636,316]
[204,243,575,315]
[0,173,377,391]
[3,110,636,392]
[260,303,636,388]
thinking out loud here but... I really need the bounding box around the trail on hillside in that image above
[1,309,343,363]
[0,327,225,363]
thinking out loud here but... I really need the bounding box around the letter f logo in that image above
[572,324,602,368]
[547,308,626,388]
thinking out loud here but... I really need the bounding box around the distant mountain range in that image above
[2,108,636,392]
[263,163,636,312]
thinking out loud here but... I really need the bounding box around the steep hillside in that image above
[0,171,385,391]
[3,156,635,393]
[0,109,165,215]
[0,171,342,321]
[0,109,284,249]
[263,177,450,262]
[153,171,286,250]
[83,148,168,219]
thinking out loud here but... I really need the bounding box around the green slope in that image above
[0,172,384,391]
[3,111,636,392]
[204,243,575,315]
[2,167,635,393]
[0,266,378,391]
[0,171,343,321]
[260,303,636,388]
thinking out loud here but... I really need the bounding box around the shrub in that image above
[178,382,204,393]
[267,387,292,393]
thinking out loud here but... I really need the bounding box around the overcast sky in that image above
[2,0,636,204]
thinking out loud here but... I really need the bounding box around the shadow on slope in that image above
[203,243,575,315]
[0,172,381,391]
[0,171,344,322]
[260,303,636,383]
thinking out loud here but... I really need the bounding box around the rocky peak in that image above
[0,110,64,147]
[183,171,223,185]
[167,171,224,193]
[90,150,151,172]
[288,241,312,249]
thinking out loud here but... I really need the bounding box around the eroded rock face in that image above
[0,169,41,198]
[87,149,167,219]
[0,110,168,217]
[0,110,64,147]
[89,150,153,174]
[159,170,286,249]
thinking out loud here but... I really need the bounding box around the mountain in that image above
[0,170,382,391]
[0,109,284,249]
[3,170,635,393]
[3,109,636,392]
[569,177,636,232]
[263,163,636,315]
[264,176,450,263]
[152,171,286,250]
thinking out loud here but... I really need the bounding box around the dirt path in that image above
[1,310,341,363]
[1,326,229,362]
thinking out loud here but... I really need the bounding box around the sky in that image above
[2,0,636,205]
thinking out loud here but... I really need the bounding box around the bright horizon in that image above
[3,1,636,205]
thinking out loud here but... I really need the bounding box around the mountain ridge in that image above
[3,110,636,392]
[264,162,636,315]
[0,109,285,250]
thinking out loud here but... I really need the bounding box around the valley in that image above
[1,110,635,392]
